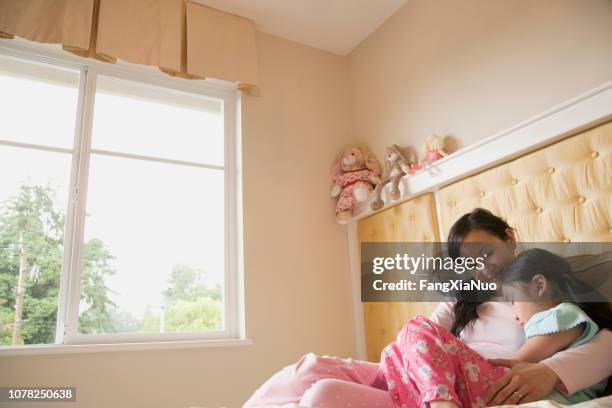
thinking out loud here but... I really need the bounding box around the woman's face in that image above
[460,228,516,288]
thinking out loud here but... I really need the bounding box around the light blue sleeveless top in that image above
[524,302,607,404]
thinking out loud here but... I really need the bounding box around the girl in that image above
[380,248,611,408]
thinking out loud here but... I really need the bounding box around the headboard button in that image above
[479,191,485,198]
[578,196,586,204]
[548,167,555,174]
[536,207,543,214]
[511,179,518,185]
[592,151,599,159]
[563,238,571,243]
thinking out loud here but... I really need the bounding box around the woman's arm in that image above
[429,301,454,331]
[542,329,612,395]
[485,360,560,405]
[486,329,612,405]
[512,324,583,363]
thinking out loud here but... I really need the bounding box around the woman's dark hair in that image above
[504,248,612,331]
[447,208,513,336]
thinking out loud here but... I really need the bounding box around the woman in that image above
[244,209,612,407]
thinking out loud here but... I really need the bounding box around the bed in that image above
[251,120,612,407]
[355,120,612,406]
[253,397,612,408]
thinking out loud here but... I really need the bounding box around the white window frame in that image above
[0,39,246,354]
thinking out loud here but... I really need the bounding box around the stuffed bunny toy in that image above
[330,147,381,221]
[371,145,412,211]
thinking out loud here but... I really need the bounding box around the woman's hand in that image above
[485,359,560,406]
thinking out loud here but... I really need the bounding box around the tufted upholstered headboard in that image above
[357,193,440,361]
[356,120,612,362]
[438,121,612,242]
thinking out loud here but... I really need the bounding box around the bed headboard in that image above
[439,121,612,242]
[357,193,440,362]
[356,120,612,362]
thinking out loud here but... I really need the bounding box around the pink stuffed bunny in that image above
[330,147,381,221]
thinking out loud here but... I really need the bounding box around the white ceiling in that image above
[193,0,408,55]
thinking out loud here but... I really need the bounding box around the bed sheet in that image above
[253,395,612,408]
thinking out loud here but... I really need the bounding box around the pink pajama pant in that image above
[380,316,505,408]
[243,317,505,408]
[243,353,393,408]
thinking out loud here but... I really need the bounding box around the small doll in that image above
[418,134,447,168]
[330,147,381,221]
[371,145,412,211]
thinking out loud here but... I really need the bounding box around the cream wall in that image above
[348,0,612,158]
[0,32,357,408]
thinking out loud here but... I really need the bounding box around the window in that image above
[0,55,79,346]
[0,46,241,349]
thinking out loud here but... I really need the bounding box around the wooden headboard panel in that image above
[357,193,439,361]
[356,120,612,362]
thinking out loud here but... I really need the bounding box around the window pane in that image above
[0,54,79,149]
[91,75,224,166]
[79,154,225,334]
[0,145,72,345]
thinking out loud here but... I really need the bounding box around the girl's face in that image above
[503,284,542,325]
[504,276,556,326]
[460,228,516,288]
[510,300,542,326]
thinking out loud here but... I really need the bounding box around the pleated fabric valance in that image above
[0,0,94,47]
[0,0,260,92]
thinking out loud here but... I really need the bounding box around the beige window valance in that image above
[0,0,259,92]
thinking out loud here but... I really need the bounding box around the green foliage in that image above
[78,238,119,334]
[143,297,221,333]
[0,185,116,344]
[0,185,223,343]
[163,264,221,303]
[143,264,222,332]
[79,305,142,334]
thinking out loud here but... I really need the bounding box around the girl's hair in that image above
[447,208,513,336]
[504,248,612,331]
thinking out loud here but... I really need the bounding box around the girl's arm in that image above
[542,329,612,395]
[512,324,584,363]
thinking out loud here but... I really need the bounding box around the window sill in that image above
[0,338,252,357]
